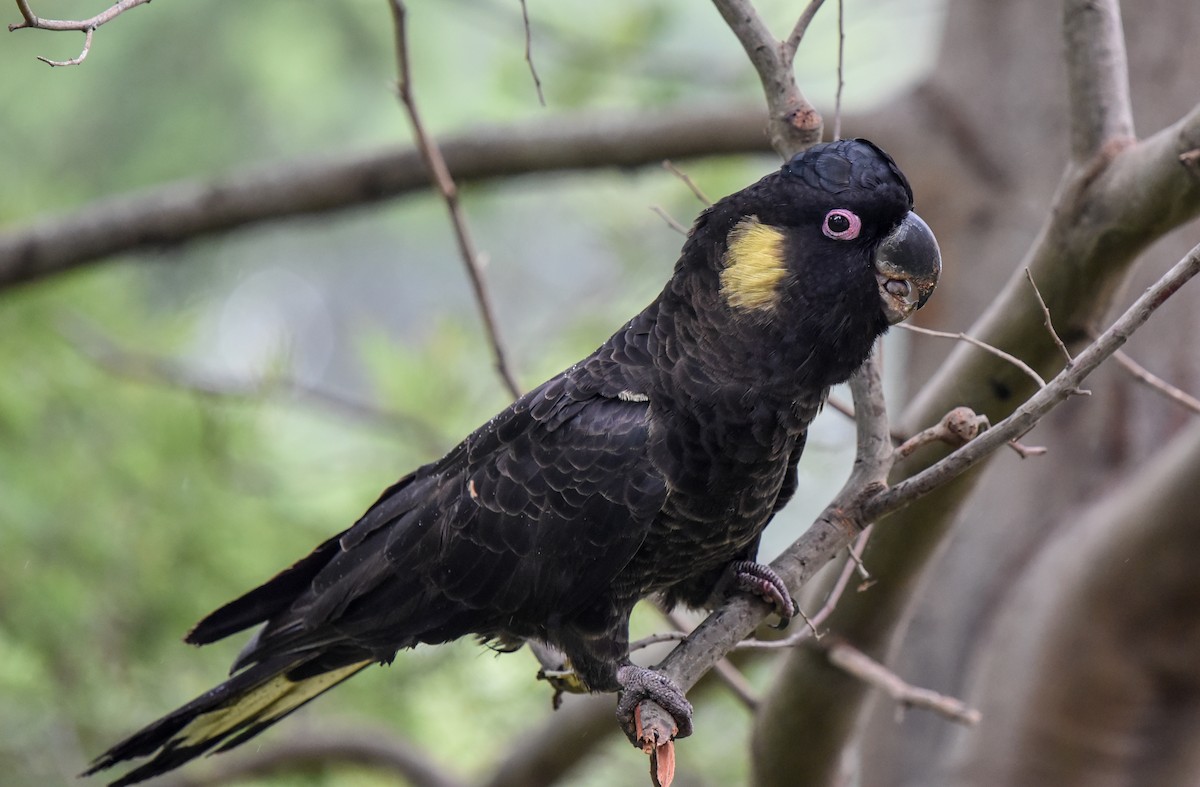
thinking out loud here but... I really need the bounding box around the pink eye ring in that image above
[822,209,861,240]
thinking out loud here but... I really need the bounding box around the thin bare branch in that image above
[629,631,689,653]
[712,658,760,711]
[518,0,546,106]
[1025,268,1073,363]
[389,0,522,399]
[824,641,981,726]
[662,160,712,206]
[783,0,827,60]
[650,206,689,235]
[37,26,92,66]
[898,322,1048,389]
[1063,0,1135,162]
[8,0,152,66]
[1108,345,1200,416]
[831,0,845,141]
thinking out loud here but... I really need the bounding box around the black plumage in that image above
[86,138,940,786]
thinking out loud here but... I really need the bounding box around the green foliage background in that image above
[0,1,941,784]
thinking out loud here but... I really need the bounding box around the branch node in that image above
[895,406,989,460]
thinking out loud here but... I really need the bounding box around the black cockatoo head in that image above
[670,138,941,392]
[709,138,939,325]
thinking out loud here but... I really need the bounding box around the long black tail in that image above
[83,654,370,786]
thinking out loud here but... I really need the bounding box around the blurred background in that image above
[0,1,945,785]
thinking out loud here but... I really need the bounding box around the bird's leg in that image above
[727,560,796,627]
[615,663,694,741]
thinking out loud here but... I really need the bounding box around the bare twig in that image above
[650,206,689,236]
[1108,346,1200,416]
[824,641,981,726]
[662,160,712,206]
[831,0,845,141]
[8,0,152,66]
[517,0,546,106]
[1025,268,1073,363]
[898,322,1049,389]
[629,631,689,653]
[783,0,828,60]
[712,658,760,711]
[389,0,522,400]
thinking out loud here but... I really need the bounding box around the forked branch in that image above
[8,0,152,66]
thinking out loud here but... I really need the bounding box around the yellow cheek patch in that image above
[719,217,787,311]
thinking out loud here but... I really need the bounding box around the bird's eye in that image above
[823,209,861,240]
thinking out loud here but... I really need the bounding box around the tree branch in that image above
[1063,0,1135,162]
[824,640,981,726]
[8,0,152,66]
[0,105,771,292]
[710,0,824,156]
[1108,345,1200,416]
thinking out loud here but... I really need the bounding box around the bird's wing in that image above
[190,368,667,669]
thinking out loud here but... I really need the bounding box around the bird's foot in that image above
[729,560,796,627]
[615,664,693,744]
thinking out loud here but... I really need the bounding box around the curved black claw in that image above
[615,664,694,742]
[729,560,796,628]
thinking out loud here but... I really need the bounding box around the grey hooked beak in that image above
[874,211,941,325]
